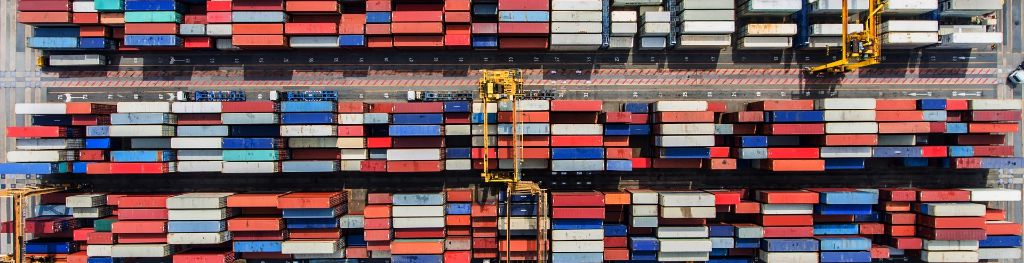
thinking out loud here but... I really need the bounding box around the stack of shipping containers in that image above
[445,189,472,262]
[736,0,800,49]
[166,193,233,247]
[550,192,604,263]
[364,193,392,259]
[676,0,733,49]
[879,0,940,48]
[497,0,549,49]
[548,0,602,50]
[657,191,714,261]
[936,0,1001,48]
[280,192,348,259]
[390,193,446,261]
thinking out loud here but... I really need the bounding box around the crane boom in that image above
[806,0,888,73]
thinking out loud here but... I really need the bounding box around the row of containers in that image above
[0,98,1021,174]
[10,187,1023,262]
[18,0,1003,51]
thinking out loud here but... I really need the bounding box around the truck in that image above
[41,54,107,67]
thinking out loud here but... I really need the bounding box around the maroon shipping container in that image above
[232,231,288,241]
[222,101,277,113]
[177,114,222,125]
[18,1,71,11]
[917,216,986,229]
[550,192,604,207]
[972,146,1014,157]
[747,100,814,111]
[651,159,702,169]
[499,37,548,49]
[763,124,825,135]
[969,110,1022,121]
[917,227,987,240]
[392,102,444,113]
[232,0,284,11]
[956,134,1005,145]
[497,0,549,10]
[498,23,549,35]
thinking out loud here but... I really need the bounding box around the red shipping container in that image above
[392,102,443,113]
[631,158,651,169]
[176,114,221,125]
[766,148,819,159]
[285,23,336,35]
[972,145,1013,157]
[497,111,549,123]
[725,111,765,123]
[956,134,1005,145]
[360,160,387,171]
[346,247,369,259]
[946,99,969,110]
[72,13,99,24]
[759,159,825,171]
[364,229,392,241]
[364,218,391,229]
[207,1,231,11]
[919,228,987,240]
[877,122,930,133]
[394,228,445,238]
[7,126,67,138]
[447,24,471,35]
[551,100,603,112]
[875,99,918,110]
[393,35,444,48]
[367,193,392,204]
[918,189,970,202]
[472,217,498,228]
[446,215,471,226]
[870,246,890,259]
[985,221,1021,235]
[444,11,471,23]
[393,10,443,22]
[289,229,341,239]
[891,237,922,249]
[759,215,812,226]
[445,34,471,48]
[473,237,498,249]
[985,209,1006,221]
[79,26,108,37]
[969,110,1021,121]
[969,123,1019,133]
[232,35,287,47]
[118,209,168,220]
[445,0,470,10]
[391,22,443,34]
[232,0,283,10]
[387,160,443,172]
[920,146,947,157]
[222,101,276,113]
[339,23,365,34]
[285,1,338,12]
[606,148,632,159]
[748,100,814,111]
[762,226,814,238]
[173,251,235,263]
[604,248,629,261]
[87,232,114,244]
[206,12,232,23]
[497,148,548,159]
[444,251,471,263]
[110,163,170,174]
[498,23,549,35]
[334,102,365,113]
[19,1,70,11]
[365,137,392,148]
[232,24,284,35]
[499,37,548,49]
[551,192,604,207]
[472,204,498,216]
[73,228,94,241]
[758,190,818,204]
[111,221,166,234]
[125,23,178,34]
[278,192,342,208]
[605,136,629,147]
[885,212,916,224]
[918,216,985,229]
[337,126,364,137]
[78,150,105,161]
[764,124,825,135]
[446,189,472,202]
[654,111,714,123]
[227,217,282,231]
[117,233,167,244]
[498,135,549,147]
[859,223,884,235]
[366,241,391,251]
[473,23,498,34]
[875,111,924,122]
[227,193,281,208]
[366,37,394,48]
[365,0,391,11]
[100,13,124,25]
[602,112,632,123]
[497,0,548,10]
[550,135,603,147]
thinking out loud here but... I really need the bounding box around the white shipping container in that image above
[680,10,735,21]
[171,137,223,149]
[940,32,1002,45]
[641,23,672,36]
[660,191,715,206]
[222,162,278,173]
[759,251,818,262]
[72,207,111,218]
[339,149,367,160]
[654,101,709,111]
[445,159,472,170]
[657,226,710,238]
[48,54,106,66]
[818,98,877,109]
[551,124,603,135]
[109,125,176,137]
[66,194,105,207]
[282,240,341,254]
[885,0,939,14]
[607,36,635,49]
[87,245,112,257]
[550,34,603,46]
[656,124,716,135]
[824,110,876,121]
[118,102,171,113]
[177,126,229,137]
[962,188,1021,201]
[15,103,67,115]
[289,36,339,48]
[922,240,979,251]
[812,0,869,13]
[472,136,497,147]
[6,151,68,162]
[177,161,224,172]
[920,251,979,262]
[741,0,803,13]
[920,203,986,216]
[738,37,793,49]
[632,216,659,227]
[642,38,666,52]
[498,100,550,111]
[179,24,206,36]
[444,125,471,136]
[335,137,365,148]
[72,1,97,12]
[168,208,232,220]
[340,215,364,228]
[171,102,222,113]
[281,125,336,136]
[611,11,638,21]
[551,11,603,21]
[392,206,444,217]
[678,35,732,47]
[940,0,1002,16]
[629,189,659,204]
[641,11,671,22]
[661,206,717,218]
[471,125,498,135]
[339,160,362,171]
[969,99,1022,110]
[939,25,986,35]
[820,147,873,158]
[552,229,604,240]
[735,224,764,238]
[679,0,734,9]
[761,204,814,214]
[655,136,716,147]
[392,217,445,228]
[111,244,173,258]
[551,0,602,10]
[387,149,442,161]
[294,251,346,259]
[632,205,658,216]
[659,252,711,261]
[551,160,604,171]
[811,24,866,36]
[825,122,878,134]
[978,248,1022,260]
[882,20,939,33]
[659,239,712,252]
[741,24,798,36]
[611,23,638,36]
[498,217,541,230]
[551,241,604,252]
[612,0,662,6]
[287,138,336,148]
[337,114,364,124]
[206,24,232,36]
[881,32,940,46]
[167,193,231,209]
[552,22,603,33]
[168,232,231,244]
[472,102,498,113]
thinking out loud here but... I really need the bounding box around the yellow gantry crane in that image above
[0,187,63,263]
[806,0,888,73]
[477,69,548,262]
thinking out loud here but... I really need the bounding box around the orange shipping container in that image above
[821,134,878,146]
[444,0,470,11]
[654,112,715,123]
[606,148,632,159]
[233,24,284,35]
[758,159,825,171]
[79,26,109,37]
[227,193,281,207]
[232,35,287,47]
[497,111,549,123]
[969,123,1019,133]
[605,136,629,147]
[391,22,443,34]
[603,192,630,205]
[875,99,918,110]
[393,35,444,48]
[391,240,444,254]
[285,23,336,35]
[72,13,99,24]
[365,24,392,35]
[708,158,737,170]
[875,111,924,121]
[285,1,339,12]
[277,192,343,208]
[877,122,930,134]
[18,12,71,23]
[99,13,124,24]
[498,240,539,252]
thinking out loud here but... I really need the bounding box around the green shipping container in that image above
[94,0,124,11]
[124,11,183,23]
[223,150,281,161]
[94,218,116,232]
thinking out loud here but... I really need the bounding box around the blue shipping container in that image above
[229,125,279,137]
[86,126,109,137]
[365,12,392,23]
[444,101,471,113]
[470,113,497,123]
[946,123,968,133]
[34,27,80,37]
[709,224,735,237]
[36,205,71,216]
[825,159,865,170]
[124,35,181,47]
[768,111,825,123]
[72,162,90,173]
[446,203,471,215]
[818,237,872,251]
[233,241,282,252]
[285,218,338,228]
[873,147,922,158]
[735,238,760,249]
[472,4,498,15]
[339,35,365,47]
[819,191,878,204]
[623,102,649,113]
[392,114,444,125]
[282,208,344,218]
[446,148,471,159]
[471,36,498,48]
[281,113,335,124]
[980,157,1024,168]
[630,237,659,251]
[110,150,174,162]
[124,0,180,11]
[498,203,537,216]
[949,146,974,157]
[604,124,630,136]
[606,159,632,171]
[389,125,443,136]
[167,221,225,233]
[737,136,768,147]
[0,163,67,174]
[660,148,711,158]
[29,37,79,49]
[25,241,75,254]
[552,219,603,230]
[222,138,278,149]
[391,255,443,263]
[79,38,109,49]
[979,235,1023,248]
[32,115,72,126]
[820,251,872,263]
[629,124,651,135]
[87,257,113,263]
[817,204,874,215]
[814,223,860,235]
[280,101,334,113]
[604,224,627,236]
[552,252,602,263]
[761,239,819,252]
[918,99,946,110]
[903,158,929,167]
[551,148,604,159]
[499,192,538,202]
